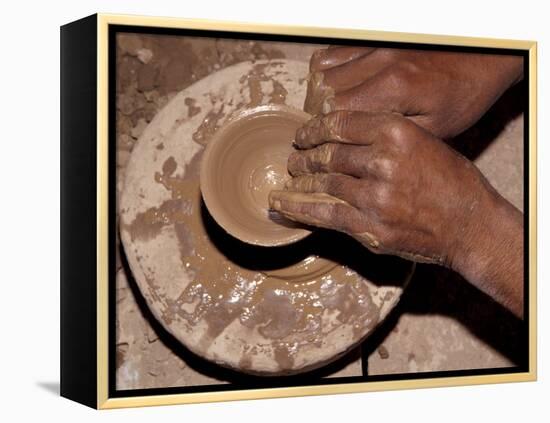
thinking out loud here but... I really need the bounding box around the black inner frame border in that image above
[108,24,531,399]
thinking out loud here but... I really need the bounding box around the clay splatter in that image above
[185,97,202,118]
[191,106,226,146]
[125,155,384,371]
[239,62,286,107]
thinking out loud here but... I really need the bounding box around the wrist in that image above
[450,186,503,276]
[448,179,524,317]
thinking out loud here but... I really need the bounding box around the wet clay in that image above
[184,97,202,118]
[303,71,335,116]
[200,105,312,246]
[192,106,225,146]
[239,62,287,107]
[122,148,410,373]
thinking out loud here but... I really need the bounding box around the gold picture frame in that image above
[60,13,537,409]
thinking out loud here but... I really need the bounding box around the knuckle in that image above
[383,64,411,91]
[370,156,399,181]
[396,59,420,76]
[382,61,419,101]
[372,183,395,211]
[375,113,401,136]
[383,61,420,103]
[387,119,416,151]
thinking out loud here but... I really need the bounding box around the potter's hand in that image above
[305,47,523,139]
[269,111,524,317]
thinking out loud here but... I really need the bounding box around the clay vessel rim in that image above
[200,104,312,246]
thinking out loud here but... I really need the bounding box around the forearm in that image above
[452,187,524,318]
[472,54,524,112]
[443,54,525,138]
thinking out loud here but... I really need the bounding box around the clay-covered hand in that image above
[269,111,524,317]
[305,47,523,139]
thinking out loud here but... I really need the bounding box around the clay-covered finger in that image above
[284,173,366,208]
[268,190,366,234]
[310,47,376,72]
[295,110,395,149]
[322,50,394,93]
[288,143,370,178]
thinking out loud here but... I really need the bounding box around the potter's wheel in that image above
[120,59,414,375]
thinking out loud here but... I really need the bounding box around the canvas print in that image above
[114,30,527,395]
